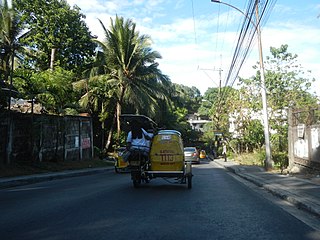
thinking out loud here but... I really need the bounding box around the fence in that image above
[0,110,93,164]
[288,107,320,171]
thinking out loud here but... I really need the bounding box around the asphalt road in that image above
[0,161,319,240]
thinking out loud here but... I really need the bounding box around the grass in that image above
[0,158,115,178]
[232,152,264,167]
[232,151,282,174]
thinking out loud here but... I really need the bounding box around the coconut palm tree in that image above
[0,0,21,82]
[92,16,170,149]
[0,0,30,108]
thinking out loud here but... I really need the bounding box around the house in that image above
[187,114,210,132]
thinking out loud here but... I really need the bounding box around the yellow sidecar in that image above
[120,114,192,189]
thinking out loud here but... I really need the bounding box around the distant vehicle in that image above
[114,147,129,173]
[184,147,200,164]
[199,150,206,159]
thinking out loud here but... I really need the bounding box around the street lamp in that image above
[211,0,273,170]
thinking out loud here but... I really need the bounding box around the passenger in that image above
[126,120,153,160]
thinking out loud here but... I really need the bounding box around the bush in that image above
[94,146,105,159]
[233,150,265,166]
[272,151,288,170]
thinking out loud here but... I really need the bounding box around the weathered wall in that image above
[288,107,320,171]
[0,110,93,164]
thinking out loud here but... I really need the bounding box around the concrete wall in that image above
[0,110,93,164]
[288,108,320,171]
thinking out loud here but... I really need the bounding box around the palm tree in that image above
[0,0,30,108]
[92,16,170,149]
[0,0,21,82]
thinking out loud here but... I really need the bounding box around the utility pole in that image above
[198,66,223,91]
[199,66,224,145]
[255,1,273,170]
[211,0,273,170]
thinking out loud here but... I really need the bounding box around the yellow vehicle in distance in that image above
[199,150,207,159]
[114,146,129,173]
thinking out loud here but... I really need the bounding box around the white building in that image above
[187,114,210,132]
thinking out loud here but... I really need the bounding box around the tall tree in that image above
[199,86,237,134]
[240,44,318,123]
[170,84,201,113]
[16,0,96,75]
[0,0,29,108]
[0,0,23,83]
[92,16,170,149]
[14,67,76,114]
[237,44,319,153]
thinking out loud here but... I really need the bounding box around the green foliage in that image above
[242,119,265,151]
[236,44,319,156]
[73,75,115,119]
[270,124,288,152]
[94,15,171,117]
[200,87,239,133]
[16,0,96,74]
[14,67,77,114]
[161,83,202,144]
[228,119,264,155]
[1,1,206,152]
[93,146,105,160]
[0,0,25,84]
[170,84,201,113]
[233,150,265,166]
[272,151,289,170]
[76,15,172,149]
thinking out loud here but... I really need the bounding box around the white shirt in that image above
[127,128,153,152]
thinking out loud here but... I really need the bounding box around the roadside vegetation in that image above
[0,0,319,174]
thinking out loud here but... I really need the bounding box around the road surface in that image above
[0,160,319,240]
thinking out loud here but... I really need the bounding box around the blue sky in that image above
[67,0,320,96]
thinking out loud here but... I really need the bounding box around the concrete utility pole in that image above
[255,2,273,171]
[211,0,273,170]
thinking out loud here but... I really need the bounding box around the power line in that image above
[215,0,277,106]
[191,0,198,46]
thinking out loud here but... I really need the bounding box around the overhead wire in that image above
[191,0,276,102]
[218,0,255,102]
[214,3,221,66]
[216,0,277,107]
[190,0,199,69]
[191,0,198,47]
[219,0,243,88]
[217,0,255,111]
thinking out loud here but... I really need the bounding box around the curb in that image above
[222,165,320,218]
[0,167,114,189]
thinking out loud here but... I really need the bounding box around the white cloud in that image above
[66,0,320,96]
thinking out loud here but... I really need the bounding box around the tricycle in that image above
[114,146,129,173]
[120,114,193,189]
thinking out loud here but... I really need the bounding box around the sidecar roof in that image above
[120,114,157,132]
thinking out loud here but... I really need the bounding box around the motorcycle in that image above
[120,114,192,189]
